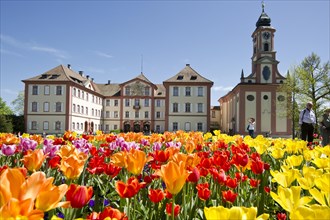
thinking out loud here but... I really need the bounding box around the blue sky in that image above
[1,0,329,107]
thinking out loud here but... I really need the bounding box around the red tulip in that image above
[277,212,287,220]
[164,189,173,199]
[251,158,264,175]
[66,184,93,208]
[166,202,180,217]
[222,190,238,203]
[48,155,61,169]
[226,177,238,189]
[148,188,165,203]
[196,183,211,201]
[249,178,260,188]
[187,167,200,183]
[264,186,271,193]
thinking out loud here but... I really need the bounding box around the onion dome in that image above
[256,2,271,27]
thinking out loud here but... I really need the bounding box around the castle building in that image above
[219,4,291,137]
[22,64,213,135]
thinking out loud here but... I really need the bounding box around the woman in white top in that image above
[247,118,255,138]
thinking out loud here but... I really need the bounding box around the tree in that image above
[0,97,13,115]
[278,53,330,135]
[11,91,24,116]
[0,97,14,133]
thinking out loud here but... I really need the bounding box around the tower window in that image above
[264,43,269,51]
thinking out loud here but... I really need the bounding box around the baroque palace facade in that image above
[23,64,213,135]
[22,4,291,137]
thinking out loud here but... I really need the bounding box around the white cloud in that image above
[0,34,69,59]
[212,86,233,92]
[94,51,113,58]
[31,46,69,59]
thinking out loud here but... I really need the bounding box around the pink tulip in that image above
[1,144,16,156]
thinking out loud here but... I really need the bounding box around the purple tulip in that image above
[1,144,17,156]
[152,142,162,151]
[19,138,37,152]
[43,139,60,158]
[72,138,92,154]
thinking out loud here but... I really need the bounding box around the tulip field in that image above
[0,130,329,220]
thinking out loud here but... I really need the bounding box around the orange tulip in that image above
[155,161,189,195]
[0,168,68,219]
[112,149,151,175]
[111,150,128,168]
[0,133,20,145]
[115,177,145,198]
[185,139,196,153]
[126,148,150,175]
[59,152,87,180]
[21,149,47,172]
[66,184,93,208]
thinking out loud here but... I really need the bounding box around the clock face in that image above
[263,32,270,40]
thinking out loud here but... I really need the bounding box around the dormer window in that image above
[177,75,183,80]
[190,76,197,80]
[125,86,131,96]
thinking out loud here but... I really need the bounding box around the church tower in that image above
[219,2,291,137]
[243,2,285,84]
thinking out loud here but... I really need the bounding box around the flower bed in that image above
[0,130,329,220]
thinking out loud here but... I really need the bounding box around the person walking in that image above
[319,108,330,146]
[247,118,256,138]
[299,102,316,145]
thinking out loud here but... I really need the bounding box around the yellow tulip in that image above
[21,149,47,172]
[320,145,330,157]
[309,188,328,206]
[270,169,300,187]
[290,206,315,220]
[270,186,313,213]
[271,147,285,159]
[286,155,303,167]
[204,206,269,220]
[312,158,330,169]
[155,161,189,195]
[310,205,330,220]
[315,173,330,193]
[297,166,323,190]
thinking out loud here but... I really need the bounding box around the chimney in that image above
[186,64,190,67]
[91,78,94,82]
[79,71,84,76]
[67,64,71,69]
[86,75,90,79]
[108,80,111,85]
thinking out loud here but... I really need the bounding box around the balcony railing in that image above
[133,105,140,110]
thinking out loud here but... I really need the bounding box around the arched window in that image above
[264,43,269,51]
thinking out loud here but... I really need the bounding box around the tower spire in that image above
[262,1,265,12]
